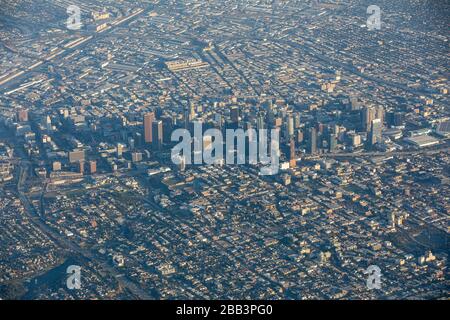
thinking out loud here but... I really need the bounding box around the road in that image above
[16,161,153,299]
[0,6,148,92]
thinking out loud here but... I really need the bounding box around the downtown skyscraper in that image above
[144,112,155,144]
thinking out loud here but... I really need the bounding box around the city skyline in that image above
[0,0,448,303]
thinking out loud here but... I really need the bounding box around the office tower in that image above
[143,112,155,144]
[89,160,97,174]
[361,106,376,132]
[317,122,325,135]
[266,99,274,110]
[184,106,190,129]
[329,133,337,152]
[294,113,301,129]
[289,138,296,168]
[308,127,317,154]
[17,109,29,122]
[331,123,339,135]
[152,120,163,150]
[155,106,163,118]
[375,106,384,125]
[266,109,275,128]
[120,115,128,128]
[162,116,173,143]
[283,122,289,141]
[370,119,383,146]
[274,117,283,128]
[257,112,265,131]
[287,115,294,137]
[78,161,85,175]
[393,112,405,127]
[69,150,85,163]
[350,97,361,111]
[45,115,52,131]
[230,106,239,124]
[132,152,143,163]
[296,129,304,144]
[386,112,394,126]
[172,114,178,127]
[117,143,124,158]
[349,133,361,147]
[134,132,143,147]
[215,113,223,130]
[245,121,255,142]
[128,138,135,150]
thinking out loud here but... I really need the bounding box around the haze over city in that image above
[0,0,448,301]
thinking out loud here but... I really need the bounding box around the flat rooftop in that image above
[404,135,440,147]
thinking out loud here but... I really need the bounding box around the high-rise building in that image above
[288,116,294,136]
[155,106,163,119]
[134,132,143,147]
[257,112,265,131]
[78,161,85,175]
[361,106,376,132]
[294,113,301,129]
[296,129,304,144]
[89,160,97,174]
[152,120,163,150]
[143,112,155,144]
[117,143,124,158]
[375,106,384,125]
[245,122,255,143]
[44,115,52,131]
[266,110,275,128]
[230,106,239,124]
[308,127,317,154]
[329,134,337,152]
[370,119,383,146]
[394,112,404,127]
[317,122,325,135]
[132,152,143,163]
[350,97,361,111]
[349,133,361,147]
[184,107,190,129]
[129,138,135,150]
[274,117,283,128]
[162,116,173,143]
[289,138,296,168]
[215,113,223,130]
[69,150,85,163]
[331,124,339,135]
